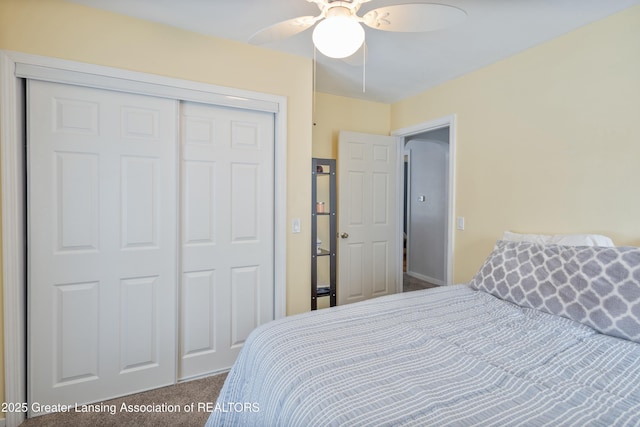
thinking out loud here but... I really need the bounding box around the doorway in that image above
[403,128,449,290]
[392,116,456,293]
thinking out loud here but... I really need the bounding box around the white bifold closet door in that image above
[28,80,178,410]
[179,101,274,379]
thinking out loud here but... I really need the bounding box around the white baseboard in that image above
[405,271,446,286]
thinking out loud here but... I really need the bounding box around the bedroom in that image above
[0,0,639,425]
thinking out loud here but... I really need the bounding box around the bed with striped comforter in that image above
[206,284,640,426]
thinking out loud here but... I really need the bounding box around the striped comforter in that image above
[206,285,640,426]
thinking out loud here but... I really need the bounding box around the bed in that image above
[206,240,640,426]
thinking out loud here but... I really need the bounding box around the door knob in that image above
[340,232,349,239]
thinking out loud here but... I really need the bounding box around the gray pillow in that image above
[469,240,640,343]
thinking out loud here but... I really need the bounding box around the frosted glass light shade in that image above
[312,16,365,59]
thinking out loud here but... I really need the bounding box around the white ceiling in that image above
[68,0,639,103]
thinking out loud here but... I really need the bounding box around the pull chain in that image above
[313,45,317,122]
[362,42,367,93]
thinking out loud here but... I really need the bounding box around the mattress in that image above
[205,284,640,426]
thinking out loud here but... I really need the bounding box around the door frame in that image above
[0,50,288,427]
[403,150,413,275]
[391,115,456,292]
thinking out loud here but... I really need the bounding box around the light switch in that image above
[418,195,426,202]
[292,218,301,233]
[456,217,465,230]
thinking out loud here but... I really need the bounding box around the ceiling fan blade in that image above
[249,16,319,45]
[363,4,466,32]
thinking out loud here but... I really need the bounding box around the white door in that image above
[28,80,178,411]
[179,102,274,379]
[338,131,399,305]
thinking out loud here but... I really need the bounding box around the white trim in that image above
[0,50,287,427]
[405,271,446,287]
[392,115,455,138]
[273,98,288,320]
[392,114,457,286]
[394,138,405,294]
[403,148,412,277]
[0,50,27,427]
[14,57,279,113]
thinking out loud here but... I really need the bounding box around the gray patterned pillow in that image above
[469,240,640,343]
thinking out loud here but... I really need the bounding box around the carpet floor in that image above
[403,273,439,292]
[19,373,227,427]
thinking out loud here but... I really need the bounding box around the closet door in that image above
[179,102,274,379]
[28,80,178,411]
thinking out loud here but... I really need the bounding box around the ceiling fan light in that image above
[312,16,365,59]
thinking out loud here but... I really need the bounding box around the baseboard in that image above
[178,368,231,384]
[405,271,445,287]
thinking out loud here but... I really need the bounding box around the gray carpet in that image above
[19,373,227,427]
[403,273,439,292]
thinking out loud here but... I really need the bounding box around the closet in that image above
[27,79,275,411]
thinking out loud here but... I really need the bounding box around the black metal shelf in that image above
[311,158,336,310]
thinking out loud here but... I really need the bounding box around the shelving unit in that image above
[311,158,336,310]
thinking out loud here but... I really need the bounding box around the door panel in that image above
[179,102,274,379]
[230,266,260,348]
[121,157,159,248]
[338,131,398,305]
[120,276,159,371]
[54,152,99,251]
[182,271,216,356]
[345,244,365,299]
[372,242,390,295]
[54,282,99,383]
[28,80,178,412]
[183,161,216,243]
[230,163,260,241]
[372,172,390,224]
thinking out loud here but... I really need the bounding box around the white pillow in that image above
[502,231,614,247]
[502,231,551,245]
[548,234,614,247]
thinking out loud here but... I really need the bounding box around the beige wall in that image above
[391,5,640,282]
[312,92,391,158]
[0,0,313,409]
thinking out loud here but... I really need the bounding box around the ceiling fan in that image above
[249,0,466,59]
